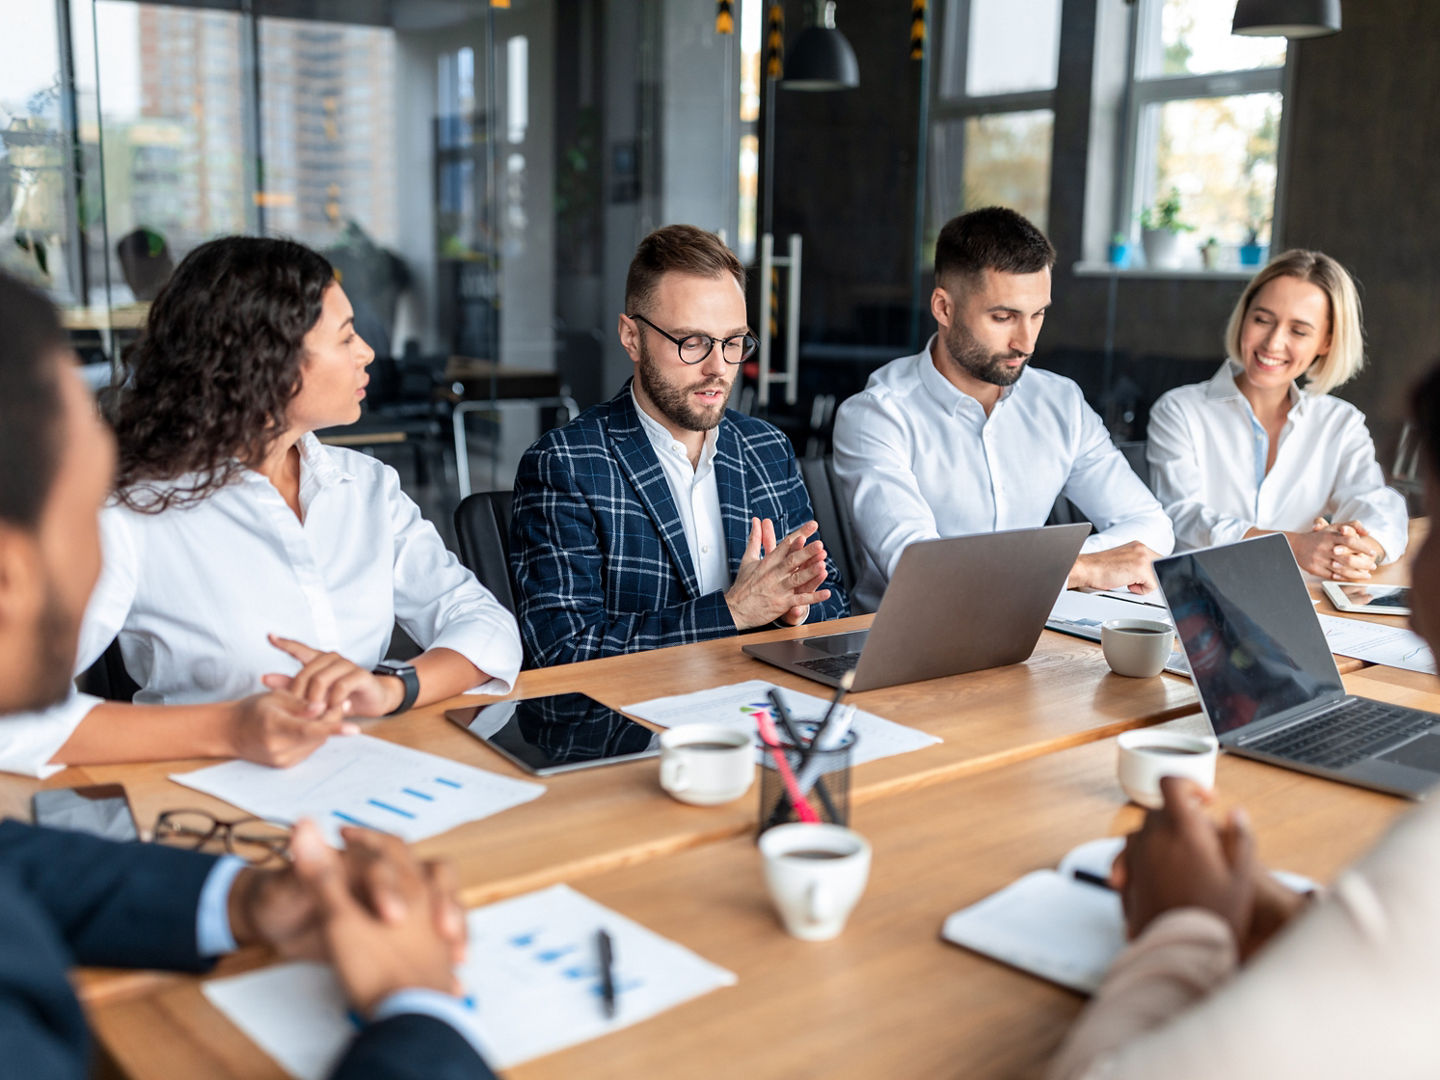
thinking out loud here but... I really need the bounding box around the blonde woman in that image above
[1146,250,1406,579]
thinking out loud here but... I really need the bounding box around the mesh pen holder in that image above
[756,730,856,837]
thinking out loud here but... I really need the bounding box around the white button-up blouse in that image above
[0,435,521,777]
[1146,361,1408,563]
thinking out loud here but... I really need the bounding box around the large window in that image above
[928,0,1061,247]
[1123,0,1287,266]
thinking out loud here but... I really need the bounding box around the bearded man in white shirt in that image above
[833,207,1174,611]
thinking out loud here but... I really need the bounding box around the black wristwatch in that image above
[372,661,420,716]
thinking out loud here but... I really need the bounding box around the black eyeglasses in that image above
[153,809,291,866]
[628,313,758,366]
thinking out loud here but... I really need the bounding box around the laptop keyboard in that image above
[795,653,862,679]
[1246,700,1438,769]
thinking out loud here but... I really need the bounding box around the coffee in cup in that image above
[1116,730,1219,808]
[1101,618,1175,678]
[659,725,754,806]
[758,823,871,941]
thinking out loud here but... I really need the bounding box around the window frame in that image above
[1116,0,1293,255]
[926,0,1061,239]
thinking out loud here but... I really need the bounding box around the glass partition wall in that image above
[2,0,742,493]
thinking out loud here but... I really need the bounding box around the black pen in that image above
[1073,868,1115,891]
[597,928,617,1019]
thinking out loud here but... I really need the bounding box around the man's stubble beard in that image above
[20,582,77,712]
[636,334,734,432]
[942,317,1030,388]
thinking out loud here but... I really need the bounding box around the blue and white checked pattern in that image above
[511,382,849,666]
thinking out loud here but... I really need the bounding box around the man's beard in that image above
[19,583,77,712]
[943,318,1030,387]
[636,335,733,432]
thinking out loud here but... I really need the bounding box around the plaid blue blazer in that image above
[511,382,849,666]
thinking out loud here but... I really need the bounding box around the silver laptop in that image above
[742,523,1091,692]
[1156,533,1440,799]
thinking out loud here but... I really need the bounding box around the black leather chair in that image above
[75,639,139,702]
[800,455,865,612]
[454,490,517,614]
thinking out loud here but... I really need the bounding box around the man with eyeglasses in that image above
[0,271,495,1079]
[512,224,848,665]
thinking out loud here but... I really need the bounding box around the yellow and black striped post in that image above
[765,1,784,79]
[910,0,927,61]
[716,0,734,33]
[769,266,781,341]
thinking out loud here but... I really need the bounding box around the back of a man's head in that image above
[0,272,67,532]
[624,225,746,315]
[933,207,1056,293]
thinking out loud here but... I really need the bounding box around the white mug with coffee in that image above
[659,724,755,806]
[1116,729,1219,808]
[1101,618,1175,678]
[759,823,871,941]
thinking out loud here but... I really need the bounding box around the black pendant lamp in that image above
[1232,0,1341,38]
[782,1,859,91]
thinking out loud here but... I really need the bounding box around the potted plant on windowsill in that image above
[1139,187,1193,270]
[1239,220,1268,267]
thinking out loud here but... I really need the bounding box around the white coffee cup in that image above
[1116,730,1220,809]
[758,823,871,941]
[659,725,755,806]
[1101,618,1175,678]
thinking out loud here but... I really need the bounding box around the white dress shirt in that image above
[631,385,731,595]
[833,339,1174,610]
[1146,361,1408,563]
[0,434,521,778]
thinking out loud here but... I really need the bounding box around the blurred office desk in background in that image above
[443,356,579,496]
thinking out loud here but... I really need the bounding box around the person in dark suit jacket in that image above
[512,225,849,666]
[0,270,495,1080]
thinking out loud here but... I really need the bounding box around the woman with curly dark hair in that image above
[1,236,520,775]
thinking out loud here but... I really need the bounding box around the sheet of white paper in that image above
[204,884,737,1076]
[623,679,941,767]
[1046,592,1191,678]
[1317,614,1437,675]
[171,734,544,845]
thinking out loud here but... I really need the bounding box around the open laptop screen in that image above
[1156,534,1345,737]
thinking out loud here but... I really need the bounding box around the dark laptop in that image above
[1156,533,1440,799]
[742,523,1090,692]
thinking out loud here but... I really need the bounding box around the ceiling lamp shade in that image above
[1232,0,1341,38]
[782,1,859,91]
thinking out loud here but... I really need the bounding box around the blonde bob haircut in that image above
[1223,249,1364,396]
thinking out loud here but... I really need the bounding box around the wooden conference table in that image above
[85,674,1425,1080]
[8,534,1428,1078]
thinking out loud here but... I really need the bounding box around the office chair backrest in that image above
[800,455,863,609]
[74,639,139,702]
[1116,439,1151,491]
[454,490,517,614]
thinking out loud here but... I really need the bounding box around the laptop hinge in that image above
[1233,696,1352,747]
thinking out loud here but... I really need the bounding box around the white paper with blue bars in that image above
[171,733,544,845]
[203,883,738,1075]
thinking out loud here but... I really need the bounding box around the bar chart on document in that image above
[171,734,545,844]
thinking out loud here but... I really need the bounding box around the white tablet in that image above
[1321,581,1412,616]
